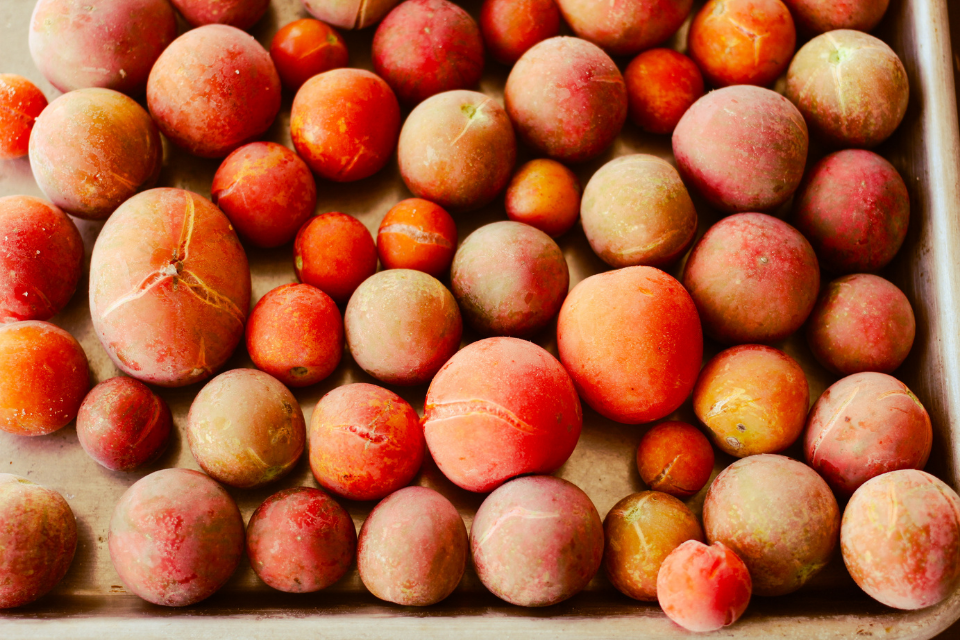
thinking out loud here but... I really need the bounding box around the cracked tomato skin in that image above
[270,18,349,91]
[309,383,424,502]
[422,337,582,494]
[186,369,306,489]
[785,30,909,149]
[301,0,402,30]
[0,474,77,609]
[376,199,457,277]
[291,68,400,182]
[693,344,809,458]
[0,321,89,437]
[211,141,317,249]
[603,491,704,601]
[804,372,932,498]
[372,0,485,106]
[841,470,960,610]
[688,0,796,88]
[397,90,516,212]
[471,476,603,607]
[29,88,162,220]
[246,487,356,593]
[357,486,467,605]
[89,188,251,388]
[636,421,714,499]
[108,468,244,607]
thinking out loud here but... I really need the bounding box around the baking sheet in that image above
[1,0,960,638]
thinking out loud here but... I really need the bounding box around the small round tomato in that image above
[270,18,348,91]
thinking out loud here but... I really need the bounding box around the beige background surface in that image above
[1,0,960,638]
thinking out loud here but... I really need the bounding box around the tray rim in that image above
[2,0,960,637]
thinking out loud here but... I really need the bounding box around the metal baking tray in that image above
[2,0,959,637]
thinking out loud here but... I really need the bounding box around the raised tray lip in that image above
[3,0,960,637]
[910,0,960,488]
